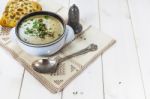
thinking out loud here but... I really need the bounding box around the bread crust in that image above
[0,0,42,27]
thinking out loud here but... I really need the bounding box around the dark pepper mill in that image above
[68,4,82,34]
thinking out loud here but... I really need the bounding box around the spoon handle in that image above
[59,44,98,63]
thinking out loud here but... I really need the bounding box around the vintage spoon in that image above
[32,44,98,73]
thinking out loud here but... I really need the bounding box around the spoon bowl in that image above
[32,59,58,73]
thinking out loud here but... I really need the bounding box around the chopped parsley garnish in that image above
[44,15,49,19]
[30,19,34,21]
[58,34,61,37]
[24,19,53,39]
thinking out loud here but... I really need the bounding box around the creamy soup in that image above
[19,15,64,45]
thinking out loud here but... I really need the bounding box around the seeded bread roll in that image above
[0,0,42,27]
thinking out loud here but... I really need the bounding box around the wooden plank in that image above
[19,0,67,99]
[0,0,24,99]
[62,0,104,99]
[99,0,146,99]
[53,0,69,8]
[0,47,24,99]
[127,0,150,98]
[19,71,62,99]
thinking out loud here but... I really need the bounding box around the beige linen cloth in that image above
[0,0,115,93]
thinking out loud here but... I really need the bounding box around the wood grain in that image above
[127,0,150,98]
[0,0,24,99]
[99,0,146,98]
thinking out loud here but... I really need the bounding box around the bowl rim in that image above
[15,11,66,47]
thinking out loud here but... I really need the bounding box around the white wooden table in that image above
[0,0,149,99]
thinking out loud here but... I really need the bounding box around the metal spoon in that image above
[32,44,98,73]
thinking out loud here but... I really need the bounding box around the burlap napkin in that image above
[0,0,115,93]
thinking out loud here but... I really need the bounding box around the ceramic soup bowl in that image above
[11,11,75,56]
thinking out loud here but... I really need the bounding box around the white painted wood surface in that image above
[127,0,150,99]
[0,0,149,99]
[0,1,24,99]
[99,0,146,99]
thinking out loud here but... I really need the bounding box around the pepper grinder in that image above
[68,4,82,34]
